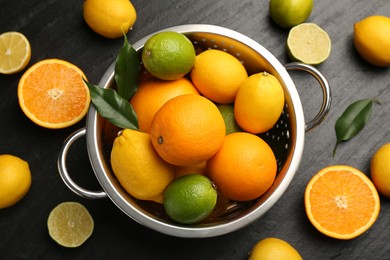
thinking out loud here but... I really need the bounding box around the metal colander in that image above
[58,24,331,238]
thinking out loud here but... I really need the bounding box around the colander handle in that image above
[284,62,331,131]
[57,127,107,199]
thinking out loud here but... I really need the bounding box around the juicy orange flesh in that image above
[21,63,88,124]
[308,170,376,235]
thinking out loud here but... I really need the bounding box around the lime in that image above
[47,202,94,248]
[142,31,196,80]
[163,174,217,224]
[249,237,302,260]
[217,104,242,135]
[0,154,31,209]
[287,23,331,65]
[269,0,313,29]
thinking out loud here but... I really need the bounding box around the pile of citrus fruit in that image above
[109,31,285,224]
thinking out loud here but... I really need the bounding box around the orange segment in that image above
[18,59,91,129]
[304,165,380,240]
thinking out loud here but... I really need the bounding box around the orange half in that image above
[18,59,91,129]
[304,165,380,240]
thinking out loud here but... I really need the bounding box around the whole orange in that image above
[150,94,226,166]
[130,77,199,133]
[190,49,248,104]
[207,132,277,201]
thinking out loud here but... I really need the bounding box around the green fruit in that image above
[217,104,242,135]
[269,0,313,29]
[142,31,196,80]
[163,174,217,224]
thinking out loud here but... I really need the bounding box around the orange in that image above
[354,15,390,67]
[150,94,226,166]
[130,77,199,133]
[190,49,248,104]
[207,132,277,201]
[304,165,380,240]
[18,59,90,129]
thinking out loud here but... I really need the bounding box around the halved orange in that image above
[18,59,91,129]
[304,165,380,240]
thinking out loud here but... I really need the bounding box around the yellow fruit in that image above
[47,202,94,248]
[249,237,302,260]
[354,15,390,67]
[190,49,248,104]
[371,142,390,197]
[287,23,332,65]
[0,32,31,74]
[83,0,137,39]
[234,71,284,134]
[110,129,175,203]
[0,154,31,209]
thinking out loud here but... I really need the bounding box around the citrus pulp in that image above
[0,32,31,74]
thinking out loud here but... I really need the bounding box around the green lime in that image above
[217,104,242,135]
[47,202,94,248]
[287,23,331,65]
[163,174,217,224]
[269,0,313,29]
[142,31,196,80]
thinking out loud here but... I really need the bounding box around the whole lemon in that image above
[190,49,248,104]
[354,15,390,67]
[269,0,313,29]
[83,0,137,39]
[371,142,390,197]
[234,71,285,134]
[110,129,175,203]
[0,154,31,209]
[249,237,302,260]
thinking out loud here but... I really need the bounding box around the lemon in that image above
[234,71,285,134]
[142,31,196,80]
[110,129,175,203]
[354,15,390,67]
[190,49,248,104]
[163,174,217,224]
[0,154,31,209]
[249,237,302,260]
[0,32,31,74]
[287,23,331,65]
[83,0,137,39]
[47,202,94,248]
[217,104,242,135]
[371,142,390,198]
[269,0,313,29]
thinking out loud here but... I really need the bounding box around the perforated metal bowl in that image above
[58,24,331,238]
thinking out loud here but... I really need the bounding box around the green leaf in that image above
[114,34,140,100]
[84,79,138,130]
[333,99,379,156]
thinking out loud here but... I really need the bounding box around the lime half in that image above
[287,23,331,65]
[47,202,94,248]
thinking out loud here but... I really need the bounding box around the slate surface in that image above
[0,0,389,259]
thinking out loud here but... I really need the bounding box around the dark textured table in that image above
[1,0,390,259]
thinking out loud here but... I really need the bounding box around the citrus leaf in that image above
[114,34,140,100]
[333,99,378,156]
[84,79,138,130]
